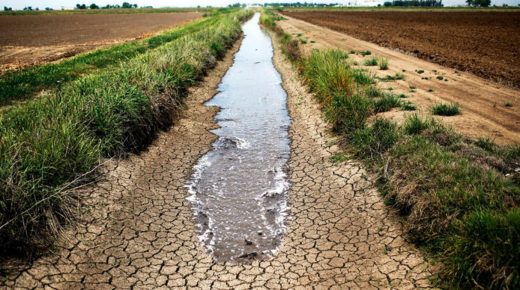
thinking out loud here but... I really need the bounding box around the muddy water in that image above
[187,13,291,262]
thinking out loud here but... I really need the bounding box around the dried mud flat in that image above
[282,11,520,89]
[0,29,436,289]
[0,12,200,72]
[277,15,520,145]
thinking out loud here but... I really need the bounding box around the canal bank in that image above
[3,12,435,289]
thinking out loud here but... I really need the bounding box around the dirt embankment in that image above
[277,15,520,145]
[282,11,520,89]
[0,12,200,72]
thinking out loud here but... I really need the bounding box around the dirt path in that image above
[1,29,435,289]
[278,16,520,145]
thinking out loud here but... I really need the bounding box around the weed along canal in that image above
[187,13,291,262]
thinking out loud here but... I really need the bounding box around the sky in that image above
[1,0,519,9]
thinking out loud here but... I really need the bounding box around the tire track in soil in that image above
[1,27,437,289]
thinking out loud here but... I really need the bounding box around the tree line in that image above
[75,2,139,9]
[264,2,340,7]
[383,0,444,7]
[466,0,492,7]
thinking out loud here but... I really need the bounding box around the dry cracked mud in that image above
[1,29,437,289]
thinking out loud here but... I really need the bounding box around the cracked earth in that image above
[1,30,436,289]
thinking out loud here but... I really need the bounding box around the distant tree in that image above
[479,0,491,6]
[45,7,53,10]
[23,6,33,11]
[3,6,13,11]
[382,0,443,7]
[133,4,138,8]
[122,2,132,8]
[467,0,491,7]
[76,4,87,9]
[89,3,99,9]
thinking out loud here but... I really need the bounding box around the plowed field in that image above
[282,11,520,88]
[0,12,200,71]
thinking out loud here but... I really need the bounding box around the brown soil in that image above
[0,30,436,289]
[0,12,200,71]
[277,15,520,145]
[282,11,520,89]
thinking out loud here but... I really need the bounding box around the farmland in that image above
[281,10,520,88]
[278,11,520,146]
[0,12,200,72]
[0,6,518,290]
[264,9,520,289]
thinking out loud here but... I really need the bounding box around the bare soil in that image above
[282,11,520,89]
[0,12,200,71]
[277,15,520,145]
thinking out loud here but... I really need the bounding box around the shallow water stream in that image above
[187,13,291,262]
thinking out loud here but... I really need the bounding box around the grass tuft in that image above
[378,57,389,70]
[365,85,383,98]
[379,72,405,82]
[364,57,378,66]
[432,103,461,116]
[351,118,398,160]
[400,101,416,111]
[374,94,402,113]
[403,114,431,134]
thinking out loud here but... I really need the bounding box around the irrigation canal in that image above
[187,13,291,262]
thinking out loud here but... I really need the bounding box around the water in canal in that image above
[186,13,291,262]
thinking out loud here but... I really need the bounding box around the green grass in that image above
[400,101,416,111]
[374,94,402,113]
[378,72,405,82]
[0,10,242,107]
[352,69,374,85]
[365,85,383,98]
[388,134,519,289]
[351,118,398,159]
[432,103,461,116]
[364,57,378,66]
[0,9,252,257]
[378,57,389,70]
[263,12,520,288]
[403,114,431,134]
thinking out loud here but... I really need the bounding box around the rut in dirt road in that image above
[2,14,436,289]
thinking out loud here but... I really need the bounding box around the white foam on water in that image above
[186,155,212,197]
